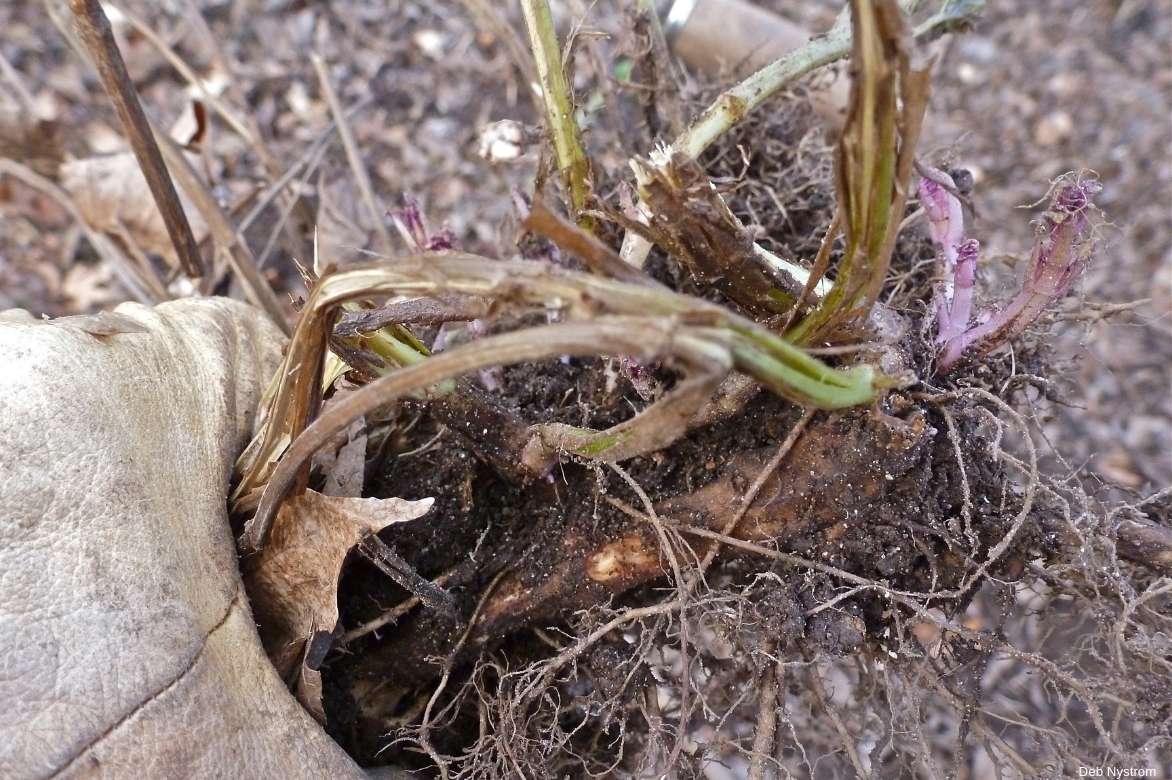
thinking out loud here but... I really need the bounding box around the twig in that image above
[634,0,684,135]
[358,535,456,619]
[232,96,372,247]
[339,569,457,645]
[335,297,490,336]
[524,200,654,285]
[69,0,203,278]
[310,54,394,253]
[519,0,593,227]
[109,2,252,143]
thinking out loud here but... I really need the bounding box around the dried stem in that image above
[69,0,203,278]
[154,134,291,332]
[357,535,455,618]
[787,0,933,344]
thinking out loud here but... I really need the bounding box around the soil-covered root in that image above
[325,393,1033,767]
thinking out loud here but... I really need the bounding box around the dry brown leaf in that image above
[0,106,64,177]
[61,150,210,267]
[243,489,434,714]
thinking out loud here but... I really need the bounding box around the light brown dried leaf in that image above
[61,150,210,266]
[242,489,433,711]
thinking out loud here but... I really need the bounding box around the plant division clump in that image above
[215,0,1168,776]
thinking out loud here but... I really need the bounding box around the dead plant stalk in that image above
[69,0,203,278]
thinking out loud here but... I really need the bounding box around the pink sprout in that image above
[390,194,459,252]
[920,169,1101,372]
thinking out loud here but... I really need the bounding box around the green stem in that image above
[726,325,877,409]
[519,0,593,228]
[672,0,951,161]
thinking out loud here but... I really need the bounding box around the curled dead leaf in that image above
[243,489,434,717]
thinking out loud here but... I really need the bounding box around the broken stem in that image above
[519,0,593,227]
[155,133,291,332]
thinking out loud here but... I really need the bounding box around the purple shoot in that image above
[918,167,979,343]
[619,355,659,401]
[921,169,1101,373]
[390,194,459,252]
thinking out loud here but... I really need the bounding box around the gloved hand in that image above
[0,298,366,779]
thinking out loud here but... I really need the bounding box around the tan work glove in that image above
[0,299,365,779]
